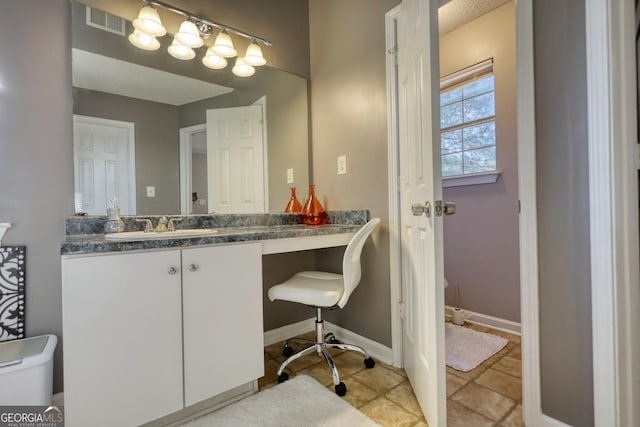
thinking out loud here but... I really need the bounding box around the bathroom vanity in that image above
[60,211,367,427]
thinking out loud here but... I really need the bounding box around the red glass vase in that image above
[284,187,302,213]
[301,184,328,225]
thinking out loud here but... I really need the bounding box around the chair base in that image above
[276,308,375,396]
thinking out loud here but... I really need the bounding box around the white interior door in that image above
[206,105,265,213]
[73,115,136,215]
[397,0,446,425]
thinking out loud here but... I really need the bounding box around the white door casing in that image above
[72,115,136,215]
[397,0,447,425]
[179,124,207,215]
[206,105,266,213]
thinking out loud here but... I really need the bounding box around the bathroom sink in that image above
[105,229,218,241]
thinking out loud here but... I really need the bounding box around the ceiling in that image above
[438,0,512,35]
[71,48,233,106]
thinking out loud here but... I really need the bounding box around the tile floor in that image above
[260,323,523,427]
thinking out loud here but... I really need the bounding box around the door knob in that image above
[188,264,198,272]
[443,202,456,215]
[411,201,431,217]
[168,267,178,275]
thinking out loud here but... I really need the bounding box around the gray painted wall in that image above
[73,89,181,214]
[308,0,399,347]
[440,3,520,322]
[0,0,72,394]
[534,0,594,425]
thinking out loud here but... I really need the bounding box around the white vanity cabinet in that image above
[62,243,264,427]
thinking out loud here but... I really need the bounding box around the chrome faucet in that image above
[135,218,154,232]
[155,216,168,232]
[167,217,182,232]
[135,216,171,233]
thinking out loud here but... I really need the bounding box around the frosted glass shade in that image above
[202,47,228,69]
[232,57,255,77]
[213,31,237,58]
[244,41,266,66]
[168,39,195,60]
[128,29,160,51]
[133,5,166,36]
[175,20,203,48]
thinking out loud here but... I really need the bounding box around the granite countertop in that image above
[61,211,369,255]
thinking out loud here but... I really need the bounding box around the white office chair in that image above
[267,217,381,396]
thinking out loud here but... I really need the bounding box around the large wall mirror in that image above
[71,1,309,215]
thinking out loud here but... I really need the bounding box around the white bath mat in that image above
[181,375,380,427]
[445,323,508,372]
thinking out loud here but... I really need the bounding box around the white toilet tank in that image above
[0,335,57,405]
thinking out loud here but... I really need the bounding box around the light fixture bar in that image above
[145,0,272,47]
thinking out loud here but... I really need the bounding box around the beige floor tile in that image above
[451,382,516,422]
[489,329,521,344]
[507,344,521,360]
[385,381,424,417]
[465,323,491,333]
[475,368,522,401]
[263,341,286,359]
[332,350,368,377]
[379,361,408,378]
[413,421,429,427]
[447,400,494,427]
[296,364,334,386]
[447,373,468,397]
[334,378,378,408]
[285,350,325,373]
[352,365,406,394]
[258,359,282,389]
[447,363,488,381]
[499,404,523,427]
[492,356,521,379]
[359,396,419,427]
[481,343,515,367]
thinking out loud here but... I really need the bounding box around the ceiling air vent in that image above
[85,6,125,36]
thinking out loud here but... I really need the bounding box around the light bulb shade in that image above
[133,5,166,36]
[202,47,228,69]
[213,31,237,58]
[244,41,266,66]
[129,29,160,50]
[175,20,203,48]
[168,39,195,60]
[232,57,255,77]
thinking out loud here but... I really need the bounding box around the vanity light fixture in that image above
[129,0,271,76]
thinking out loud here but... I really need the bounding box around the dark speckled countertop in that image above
[61,211,370,255]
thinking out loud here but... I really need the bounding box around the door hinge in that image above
[398,302,404,319]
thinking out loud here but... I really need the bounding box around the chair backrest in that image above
[336,218,381,308]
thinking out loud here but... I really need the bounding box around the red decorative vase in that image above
[284,187,302,213]
[301,184,328,225]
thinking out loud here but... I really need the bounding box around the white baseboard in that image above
[445,305,521,335]
[542,414,572,427]
[263,318,393,365]
[263,318,315,346]
[324,321,393,365]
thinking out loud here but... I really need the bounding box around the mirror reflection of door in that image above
[206,104,267,214]
[190,130,208,214]
[72,115,136,215]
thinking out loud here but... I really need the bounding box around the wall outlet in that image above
[146,186,155,197]
[199,198,207,206]
[287,168,294,184]
[338,155,347,175]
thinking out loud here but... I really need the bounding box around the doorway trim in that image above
[179,124,206,215]
[385,0,541,424]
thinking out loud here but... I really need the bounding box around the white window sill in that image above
[442,171,501,188]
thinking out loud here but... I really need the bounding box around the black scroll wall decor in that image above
[0,246,25,341]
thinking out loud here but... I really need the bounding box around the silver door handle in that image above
[411,201,431,217]
[168,267,178,275]
[188,264,198,272]
[444,202,456,215]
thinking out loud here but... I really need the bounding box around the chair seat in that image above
[268,271,344,307]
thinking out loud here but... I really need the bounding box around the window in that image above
[440,60,496,178]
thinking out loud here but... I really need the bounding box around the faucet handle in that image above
[135,218,154,232]
[167,217,182,232]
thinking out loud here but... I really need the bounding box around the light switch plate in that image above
[146,186,155,197]
[338,156,347,175]
[287,168,294,184]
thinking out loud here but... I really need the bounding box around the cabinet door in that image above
[182,243,264,406]
[62,250,183,427]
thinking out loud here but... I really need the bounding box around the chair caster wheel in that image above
[283,345,294,357]
[335,382,347,396]
[277,372,289,383]
[364,357,375,369]
[324,332,340,344]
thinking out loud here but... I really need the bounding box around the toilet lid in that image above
[0,336,48,367]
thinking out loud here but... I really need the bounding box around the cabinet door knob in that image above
[189,264,198,272]
[168,267,178,275]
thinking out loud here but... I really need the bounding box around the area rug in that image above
[445,323,508,372]
[181,375,380,427]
